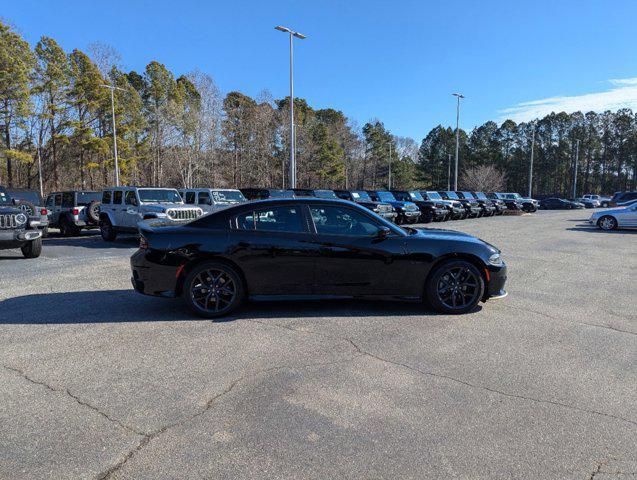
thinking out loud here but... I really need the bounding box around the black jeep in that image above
[333,190,398,222]
[0,186,44,258]
[390,190,448,223]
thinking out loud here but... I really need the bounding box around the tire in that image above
[183,261,245,318]
[100,218,117,241]
[59,217,80,237]
[422,212,433,224]
[42,227,49,238]
[425,260,485,314]
[597,215,617,231]
[21,237,42,258]
[87,200,101,224]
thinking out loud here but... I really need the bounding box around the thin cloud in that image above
[499,77,637,123]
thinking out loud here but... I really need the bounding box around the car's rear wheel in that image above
[59,217,79,237]
[597,215,617,231]
[183,261,245,318]
[100,218,117,241]
[21,237,42,258]
[426,260,485,314]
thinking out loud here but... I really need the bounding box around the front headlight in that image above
[488,253,503,266]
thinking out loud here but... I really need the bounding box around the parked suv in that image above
[473,191,505,215]
[7,188,50,235]
[0,186,43,258]
[45,190,101,236]
[609,191,637,207]
[366,190,421,224]
[178,188,246,214]
[583,194,610,207]
[99,187,204,241]
[333,190,398,222]
[440,191,481,218]
[240,188,295,200]
[391,190,447,223]
[487,192,523,211]
[457,191,495,217]
[499,192,538,212]
[421,191,465,220]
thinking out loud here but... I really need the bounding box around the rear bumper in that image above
[130,249,180,297]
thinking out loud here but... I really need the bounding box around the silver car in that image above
[589,203,637,230]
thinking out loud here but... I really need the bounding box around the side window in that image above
[310,205,381,236]
[125,191,137,205]
[61,192,74,207]
[236,206,305,233]
[46,195,55,207]
[102,191,112,204]
[185,191,196,204]
[113,190,123,205]
[198,191,211,205]
[54,194,62,206]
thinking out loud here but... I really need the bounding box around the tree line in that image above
[2,20,636,196]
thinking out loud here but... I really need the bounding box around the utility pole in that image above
[275,26,307,189]
[528,124,535,197]
[100,84,126,186]
[452,93,465,191]
[388,144,392,189]
[573,139,580,198]
[447,153,451,191]
[37,146,44,198]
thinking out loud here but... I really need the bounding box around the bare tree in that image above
[460,164,506,192]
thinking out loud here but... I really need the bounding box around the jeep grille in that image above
[377,204,392,213]
[167,208,202,221]
[0,214,19,229]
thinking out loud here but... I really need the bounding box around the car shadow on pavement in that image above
[43,233,139,249]
[0,289,449,325]
[567,224,637,234]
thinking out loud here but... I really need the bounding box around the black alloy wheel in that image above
[183,262,244,318]
[426,260,485,314]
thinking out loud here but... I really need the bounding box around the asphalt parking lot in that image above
[1,210,635,479]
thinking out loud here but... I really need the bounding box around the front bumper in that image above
[485,263,507,300]
[376,210,398,221]
[0,228,42,248]
[402,210,421,219]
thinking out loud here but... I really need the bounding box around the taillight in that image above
[40,208,47,215]
[139,236,148,249]
[72,208,79,215]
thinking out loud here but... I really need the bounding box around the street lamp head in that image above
[275,25,290,33]
[452,93,465,99]
[275,25,307,39]
[293,32,307,39]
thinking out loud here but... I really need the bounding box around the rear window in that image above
[113,191,123,204]
[314,190,338,199]
[61,192,74,207]
[76,192,100,206]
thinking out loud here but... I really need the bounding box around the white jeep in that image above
[177,188,247,214]
[98,187,203,241]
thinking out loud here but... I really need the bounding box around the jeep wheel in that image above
[100,218,117,241]
[21,237,42,258]
[422,212,433,223]
[426,260,484,314]
[87,200,101,224]
[59,217,80,237]
[183,261,245,318]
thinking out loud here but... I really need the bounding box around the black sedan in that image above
[130,198,507,318]
[540,198,585,209]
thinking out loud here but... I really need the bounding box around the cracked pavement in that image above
[0,210,635,479]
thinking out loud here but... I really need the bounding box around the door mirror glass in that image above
[376,226,391,238]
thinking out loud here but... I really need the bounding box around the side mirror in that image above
[376,226,391,239]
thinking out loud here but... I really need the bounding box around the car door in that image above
[228,204,317,295]
[307,204,413,296]
[122,190,140,228]
[620,204,637,227]
[46,194,59,224]
[111,190,125,226]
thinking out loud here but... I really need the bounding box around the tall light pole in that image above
[573,139,580,198]
[447,153,451,191]
[388,144,392,189]
[452,93,465,191]
[528,123,536,198]
[100,83,126,186]
[275,25,306,189]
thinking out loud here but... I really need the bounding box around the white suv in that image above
[177,188,247,214]
[99,187,203,241]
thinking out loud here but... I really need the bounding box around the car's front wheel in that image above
[100,218,117,241]
[183,261,245,318]
[597,215,617,231]
[21,237,42,258]
[425,260,485,314]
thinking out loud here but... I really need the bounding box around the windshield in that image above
[475,192,487,200]
[211,190,245,203]
[0,187,13,205]
[505,193,522,199]
[461,191,475,199]
[408,191,424,201]
[426,191,442,200]
[445,191,460,199]
[8,190,41,205]
[351,191,372,201]
[314,190,338,199]
[138,189,183,203]
[377,191,396,202]
[268,189,294,198]
[76,192,101,206]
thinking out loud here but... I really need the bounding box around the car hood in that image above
[140,203,191,212]
[0,205,21,214]
[591,207,629,216]
[413,227,483,243]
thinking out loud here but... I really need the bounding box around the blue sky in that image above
[4,0,637,140]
